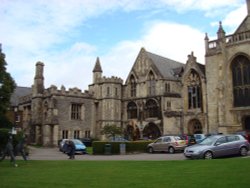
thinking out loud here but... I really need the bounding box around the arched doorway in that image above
[124,124,140,141]
[143,122,161,139]
[188,119,203,134]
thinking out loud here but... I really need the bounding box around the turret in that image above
[204,33,209,52]
[92,57,103,83]
[217,21,225,40]
[33,61,44,95]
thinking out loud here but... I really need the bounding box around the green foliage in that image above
[1,159,250,187]
[0,128,25,150]
[92,141,153,154]
[0,48,16,128]
[101,124,123,139]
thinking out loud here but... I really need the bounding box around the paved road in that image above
[19,147,250,161]
[26,146,187,161]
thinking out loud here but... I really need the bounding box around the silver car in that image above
[147,136,186,154]
[184,134,250,159]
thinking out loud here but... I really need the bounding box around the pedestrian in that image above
[0,134,18,167]
[62,140,69,154]
[68,140,76,159]
[15,134,28,161]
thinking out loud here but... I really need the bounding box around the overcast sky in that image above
[0,0,247,91]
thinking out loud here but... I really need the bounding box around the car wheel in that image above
[168,147,175,154]
[204,151,213,159]
[148,147,154,153]
[240,147,248,156]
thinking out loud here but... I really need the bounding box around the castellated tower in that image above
[89,57,123,139]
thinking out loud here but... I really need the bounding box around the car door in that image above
[162,137,171,152]
[213,136,228,157]
[153,138,163,152]
[226,135,240,155]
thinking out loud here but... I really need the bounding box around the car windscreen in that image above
[199,136,216,145]
[174,136,182,140]
[73,140,83,144]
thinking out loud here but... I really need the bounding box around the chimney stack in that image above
[247,0,250,15]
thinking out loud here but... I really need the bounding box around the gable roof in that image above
[10,86,32,106]
[234,15,250,33]
[146,51,184,79]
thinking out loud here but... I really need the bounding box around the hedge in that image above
[92,140,153,155]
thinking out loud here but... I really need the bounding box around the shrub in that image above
[92,140,153,155]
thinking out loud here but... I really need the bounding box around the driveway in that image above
[26,146,186,161]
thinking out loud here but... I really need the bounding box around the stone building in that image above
[11,0,250,146]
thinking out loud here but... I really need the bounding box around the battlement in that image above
[206,30,250,56]
[98,76,123,84]
[43,85,92,97]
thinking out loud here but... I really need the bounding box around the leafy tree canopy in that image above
[101,124,123,139]
[0,46,16,128]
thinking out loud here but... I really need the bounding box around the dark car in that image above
[80,138,92,147]
[184,134,250,159]
[181,134,196,146]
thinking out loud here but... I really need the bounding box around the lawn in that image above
[0,157,249,188]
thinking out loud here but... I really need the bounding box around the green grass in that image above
[0,158,250,188]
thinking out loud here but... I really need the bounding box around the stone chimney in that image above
[247,0,250,15]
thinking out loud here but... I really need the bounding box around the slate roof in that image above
[10,86,32,106]
[146,51,185,79]
[92,57,103,72]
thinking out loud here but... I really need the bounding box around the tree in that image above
[0,45,16,128]
[101,124,123,140]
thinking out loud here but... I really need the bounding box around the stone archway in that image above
[188,119,203,134]
[143,122,161,140]
[124,124,140,141]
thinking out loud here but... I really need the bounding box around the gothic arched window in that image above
[145,99,159,118]
[130,75,136,97]
[187,70,202,110]
[232,55,250,107]
[127,102,138,119]
[148,71,156,96]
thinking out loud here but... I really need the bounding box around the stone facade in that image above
[16,1,250,146]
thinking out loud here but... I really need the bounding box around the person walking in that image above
[15,134,28,161]
[0,134,18,167]
[68,140,76,159]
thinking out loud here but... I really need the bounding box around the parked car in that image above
[59,139,87,154]
[72,139,87,154]
[181,134,196,146]
[194,134,206,143]
[59,139,69,152]
[234,130,250,143]
[80,138,92,147]
[147,135,186,154]
[184,134,250,159]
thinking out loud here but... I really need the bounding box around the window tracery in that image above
[186,70,202,109]
[232,55,250,107]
